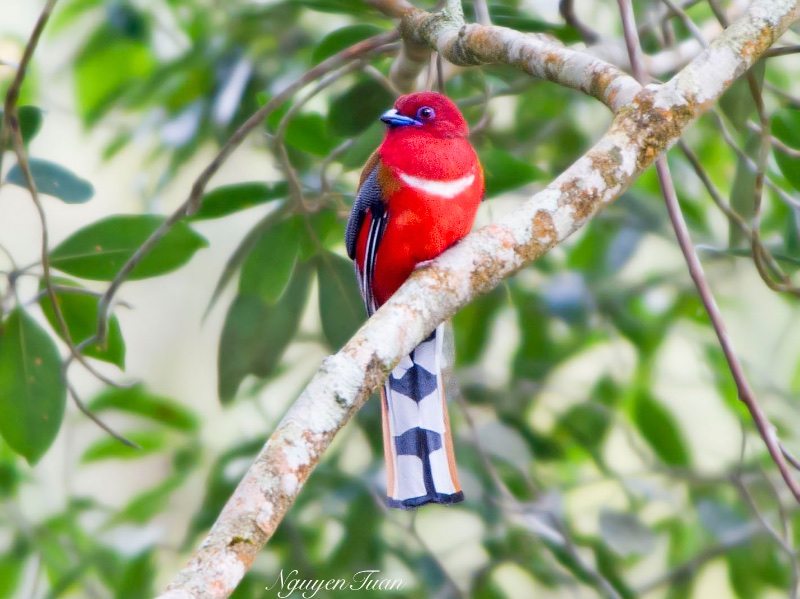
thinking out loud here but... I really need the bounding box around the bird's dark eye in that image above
[417,106,435,120]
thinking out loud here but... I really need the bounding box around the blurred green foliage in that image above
[1,0,800,598]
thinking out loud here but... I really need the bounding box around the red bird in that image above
[346,91,484,509]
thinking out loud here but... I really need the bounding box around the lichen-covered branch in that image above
[396,5,642,111]
[160,0,800,597]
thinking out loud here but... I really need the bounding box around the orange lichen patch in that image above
[589,146,624,192]
[741,26,777,58]
[535,48,563,80]
[741,39,759,57]
[454,25,507,65]
[590,68,616,106]
[532,210,556,242]
[468,224,516,290]
[559,179,597,224]
[616,90,696,172]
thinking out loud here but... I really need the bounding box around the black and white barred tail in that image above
[381,324,463,509]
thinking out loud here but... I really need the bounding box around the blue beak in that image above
[380,109,422,128]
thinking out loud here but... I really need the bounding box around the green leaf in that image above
[108,475,184,526]
[204,208,288,318]
[727,539,790,599]
[772,107,800,192]
[631,390,691,466]
[312,25,383,64]
[567,216,646,282]
[0,106,43,149]
[339,121,383,170]
[38,278,125,368]
[190,182,288,220]
[0,451,23,499]
[116,551,156,599]
[728,132,760,246]
[0,308,66,464]
[479,148,543,198]
[697,499,748,540]
[239,216,301,304]
[6,158,94,204]
[49,0,104,35]
[557,402,611,453]
[218,263,313,402]
[301,208,341,257]
[18,106,43,143]
[75,37,156,124]
[719,61,765,133]
[317,251,364,349]
[452,286,504,366]
[511,288,556,380]
[282,112,336,156]
[591,542,637,599]
[81,430,166,463]
[0,538,28,599]
[599,510,656,558]
[88,385,198,432]
[49,215,208,281]
[328,78,394,138]
[295,0,374,15]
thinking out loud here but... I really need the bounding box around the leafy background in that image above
[1,0,800,597]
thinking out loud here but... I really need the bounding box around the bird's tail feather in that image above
[381,323,463,509]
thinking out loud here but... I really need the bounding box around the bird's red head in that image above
[380,91,468,139]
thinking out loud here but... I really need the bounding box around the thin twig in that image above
[746,120,800,159]
[436,54,445,94]
[0,242,17,269]
[733,475,798,598]
[677,140,792,288]
[67,383,139,448]
[472,0,490,26]
[711,109,800,210]
[765,44,800,57]
[362,61,404,96]
[319,139,355,196]
[657,0,709,48]
[616,0,648,82]
[747,76,799,295]
[365,0,414,19]
[782,442,800,471]
[559,0,600,44]
[657,157,800,504]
